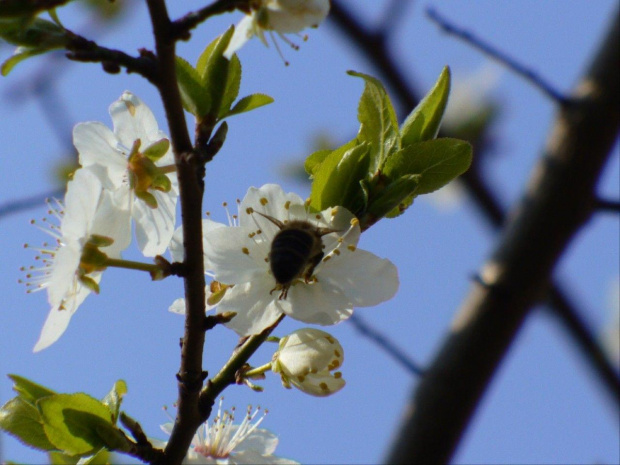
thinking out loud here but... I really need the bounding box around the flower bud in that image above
[272,328,345,397]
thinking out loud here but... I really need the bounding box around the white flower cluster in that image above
[24,92,178,351]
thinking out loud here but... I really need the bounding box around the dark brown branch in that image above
[171,0,251,41]
[329,0,620,417]
[65,35,158,83]
[426,7,569,105]
[145,1,207,464]
[386,12,619,464]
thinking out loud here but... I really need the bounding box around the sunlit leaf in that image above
[400,66,451,146]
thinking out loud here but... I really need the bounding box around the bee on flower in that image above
[200,184,399,336]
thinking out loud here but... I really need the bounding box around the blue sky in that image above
[1,1,618,464]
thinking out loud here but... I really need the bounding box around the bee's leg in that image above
[303,251,324,283]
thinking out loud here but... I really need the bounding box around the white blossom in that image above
[224,0,330,59]
[272,328,345,396]
[74,91,178,256]
[160,399,298,464]
[23,169,130,352]
[203,184,399,336]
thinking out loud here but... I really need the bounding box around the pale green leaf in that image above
[8,374,56,405]
[400,66,451,145]
[2,46,46,76]
[38,393,114,456]
[310,142,370,214]
[101,380,127,424]
[224,93,274,118]
[175,56,210,116]
[361,175,420,228]
[0,397,56,451]
[196,27,234,117]
[383,138,472,195]
[218,53,242,118]
[348,70,400,172]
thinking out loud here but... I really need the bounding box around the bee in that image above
[254,211,337,300]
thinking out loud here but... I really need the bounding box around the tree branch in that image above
[426,7,569,105]
[171,0,251,41]
[329,0,620,421]
[145,1,208,464]
[385,12,619,463]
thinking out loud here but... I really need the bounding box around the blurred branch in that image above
[385,12,619,464]
[329,0,620,408]
[426,7,569,105]
[0,189,63,220]
[349,314,424,376]
[596,197,620,213]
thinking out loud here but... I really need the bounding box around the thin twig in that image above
[426,7,570,105]
[349,314,424,376]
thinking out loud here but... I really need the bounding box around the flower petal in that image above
[73,122,127,190]
[234,428,278,455]
[283,279,353,325]
[109,91,160,148]
[203,226,269,284]
[239,184,305,235]
[61,168,103,240]
[289,370,345,397]
[132,185,178,257]
[170,219,227,267]
[219,276,284,336]
[224,15,257,59]
[33,304,73,352]
[319,248,399,307]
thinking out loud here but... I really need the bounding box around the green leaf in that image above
[0,397,57,451]
[175,56,210,117]
[49,451,80,464]
[101,380,127,424]
[196,27,235,117]
[2,46,45,76]
[383,138,472,195]
[8,374,56,404]
[400,66,451,146]
[224,93,274,118]
[305,139,356,179]
[309,142,370,214]
[361,175,420,227]
[304,149,331,177]
[218,53,242,119]
[348,70,400,172]
[77,448,112,465]
[38,393,116,456]
[0,17,65,45]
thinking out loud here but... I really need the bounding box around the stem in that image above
[158,164,178,174]
[104,257,163,274]
[243,363,272,378]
